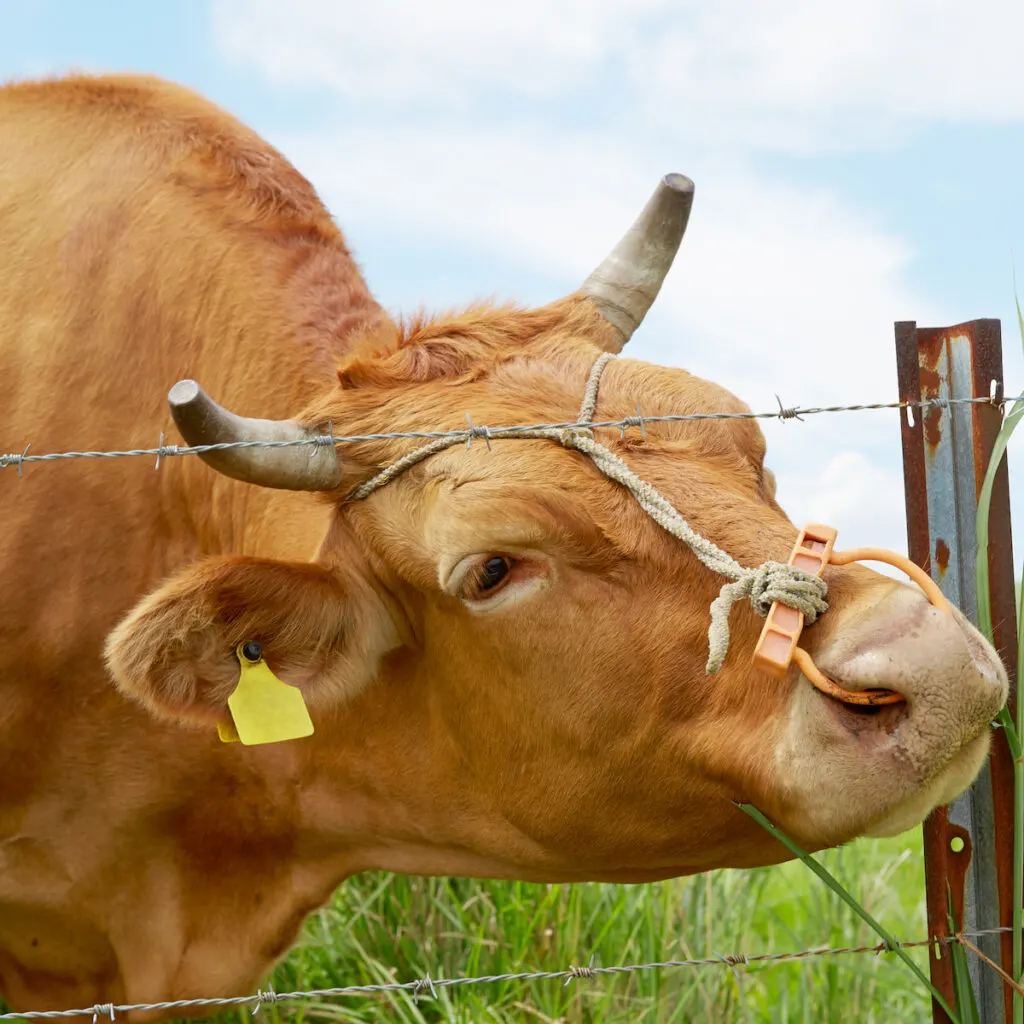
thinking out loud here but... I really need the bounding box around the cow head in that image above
[105,175,1007,879]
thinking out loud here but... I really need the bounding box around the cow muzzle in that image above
[778,578,1008,842]
[813,581,1006,742]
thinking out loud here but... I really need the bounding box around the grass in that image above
[0,838,931,1023]
[736,804,957,1020]
[233,833,933,1024]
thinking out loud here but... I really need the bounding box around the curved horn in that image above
[580,173,695,351]
[168,380,342,491]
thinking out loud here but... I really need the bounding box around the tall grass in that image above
[0,838,930,1023]
[251,834,931,1024]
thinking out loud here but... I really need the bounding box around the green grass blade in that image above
[948,896,982,1024]
[974,401,1021,754]
[1013,292,1024,1024]
[737,802,960,1022]
[949,939,980,1024]
[975,399,1024,681]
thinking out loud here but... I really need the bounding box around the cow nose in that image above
[812,581,1007,740]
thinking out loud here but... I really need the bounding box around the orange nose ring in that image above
[752,524,953,707]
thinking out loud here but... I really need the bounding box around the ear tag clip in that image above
[217,642,314,746]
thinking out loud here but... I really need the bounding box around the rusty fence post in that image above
[896,319,1018,1024]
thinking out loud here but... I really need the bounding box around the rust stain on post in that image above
[924,406,944,453]
[918,357,945,456]
[920,365,943,393]
[919,329,947,371]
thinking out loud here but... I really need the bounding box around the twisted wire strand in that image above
[0,392,1012,473]
[0,929,1010,1020]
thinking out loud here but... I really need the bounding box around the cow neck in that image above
[346,353,829,674]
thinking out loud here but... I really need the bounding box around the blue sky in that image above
[5,0,1024,568]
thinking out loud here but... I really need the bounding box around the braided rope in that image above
[349,355,828,672]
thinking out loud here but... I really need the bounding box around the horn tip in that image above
[662,172,695,195]
[168,379,202,407]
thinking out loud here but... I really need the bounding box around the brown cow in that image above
[0,72,1007,1016]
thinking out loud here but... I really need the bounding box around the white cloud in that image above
[631,1,1024,151]
[212,0,1024,152]
[212,0,671,105]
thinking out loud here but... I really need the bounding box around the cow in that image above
[0,72,1007,1017]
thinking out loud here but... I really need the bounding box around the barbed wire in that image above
[0,928,1011,1020]
[0,392,1015,476]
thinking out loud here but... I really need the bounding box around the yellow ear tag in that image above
[218,643,314,746]
[217,716,240,743]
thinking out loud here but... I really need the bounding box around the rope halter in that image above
[348,352,828,673]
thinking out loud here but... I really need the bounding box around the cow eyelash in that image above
[459,555,514,602]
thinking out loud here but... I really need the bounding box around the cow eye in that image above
[461,555,513,601]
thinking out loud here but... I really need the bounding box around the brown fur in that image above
[0,73,1007,1017]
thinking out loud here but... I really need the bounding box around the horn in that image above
[168,380,342,491]
[580,173,695,351]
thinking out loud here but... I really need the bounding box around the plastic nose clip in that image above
[752,524,953,706]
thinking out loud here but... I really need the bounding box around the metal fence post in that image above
[896,319,1018,1024]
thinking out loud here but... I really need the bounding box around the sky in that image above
[4,0,1024,578]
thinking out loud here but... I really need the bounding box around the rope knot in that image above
[706,561,828,674]
[747,561,828,620]
[559,425,594,449]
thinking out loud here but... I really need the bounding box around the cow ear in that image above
[104,556,397,728]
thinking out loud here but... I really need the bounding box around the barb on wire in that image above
[775,395,802,422]
[0,929,1011,1021]
[0,392,1016,476]
[250,986,279,1015]
[411,973,439,1002]
[563,954,597,987]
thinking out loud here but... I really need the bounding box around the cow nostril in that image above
[841,702,886,718]
[812,680,889,716]
[814,683,909,735]
[795,648,904,709]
